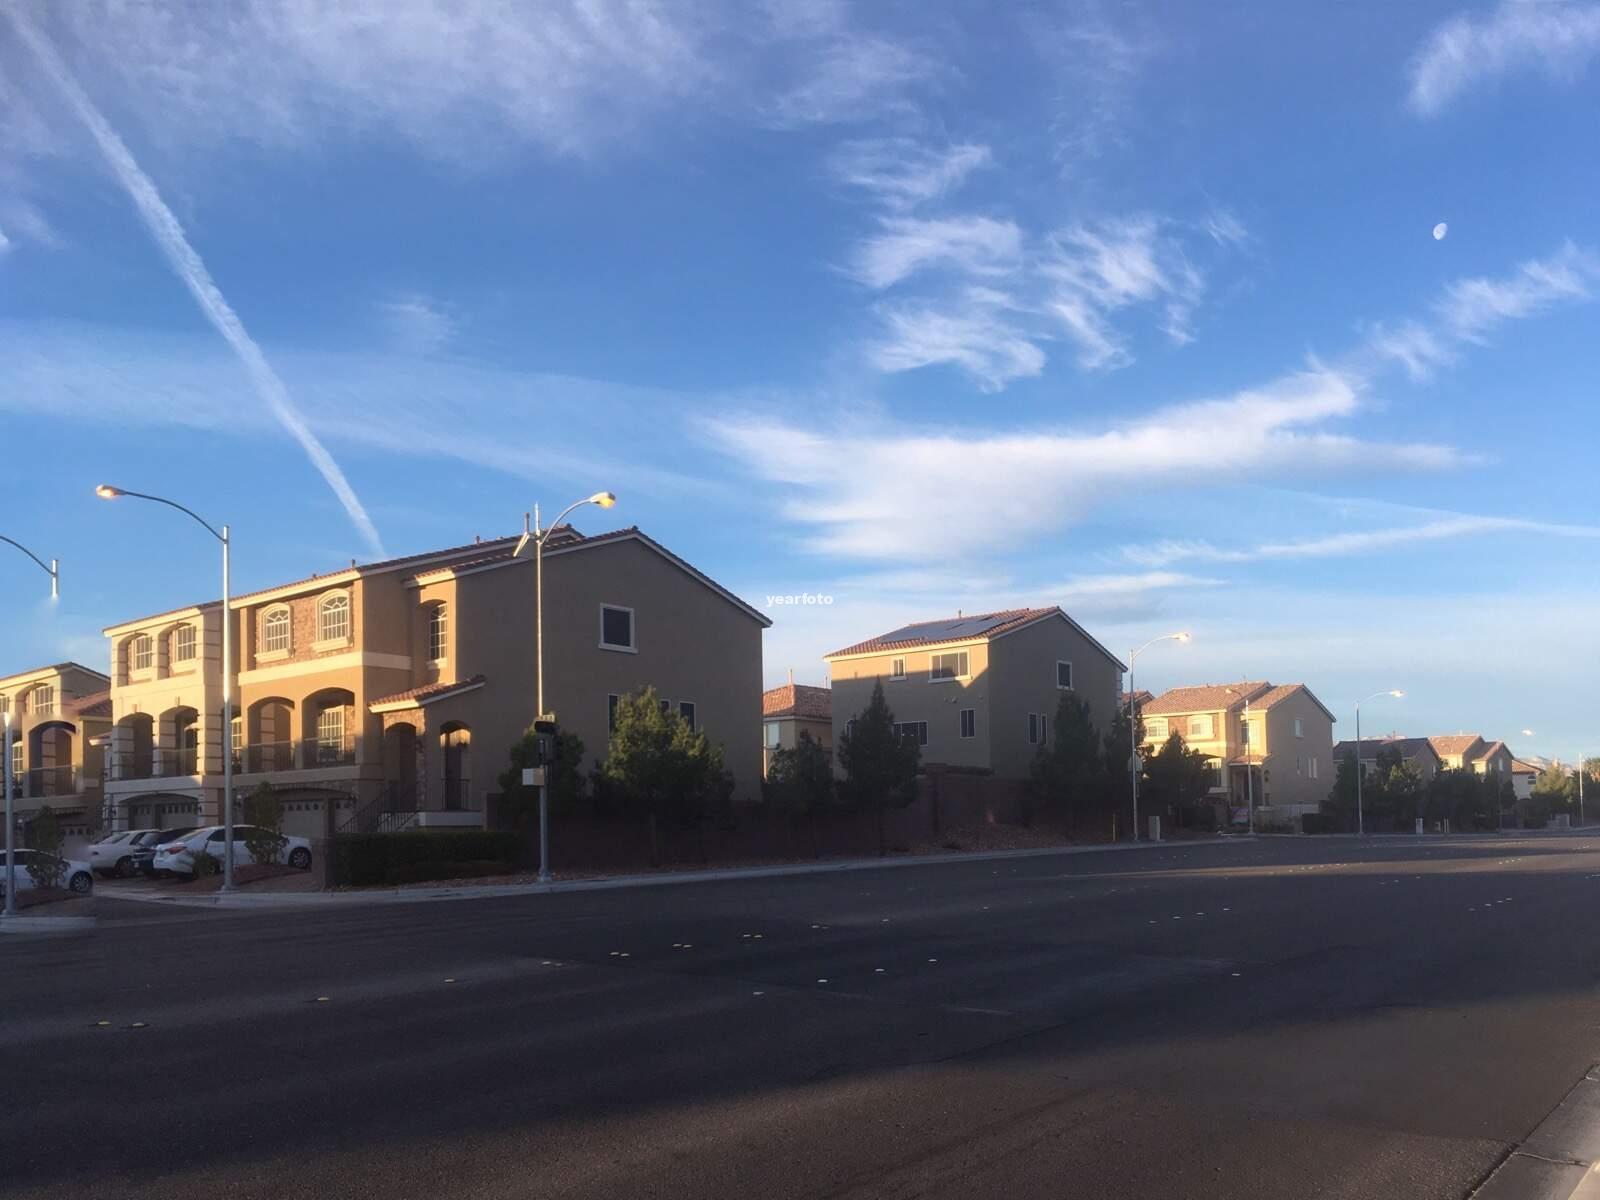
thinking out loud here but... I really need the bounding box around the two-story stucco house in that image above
[102,526,769,839]
[1141,681,1336,816]
[1427,734,1515,779]
[0,662,112,837]
[1332,736,1443,783]
[824,607,1125,781]
[763,680,832,776]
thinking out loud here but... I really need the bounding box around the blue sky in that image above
[3,0,1599,758]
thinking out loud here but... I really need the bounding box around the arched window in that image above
[427,603,448,662]
[262,606,291,654]
[131,634,153,672]
[172,624,197,663]
[317,592,350,643]
[26,686,55,715]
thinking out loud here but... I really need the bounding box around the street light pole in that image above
[1,534,58,918]
[96,486,237,891]
[1128,632,1191,843]
[514,491,616,881]
[1354,689,1404,836]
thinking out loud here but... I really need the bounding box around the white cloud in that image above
[9,7,386,557]
[849,215,1022,289]
[0,227,9,254]
[1123,514,1600,568]
[1363,242,1600,380]
[705,367,1469,561]
[1408,0,1600,116]
[867,293,1046,391]
[764,33,938,127]
[1204,210,1250,247]
[378,292,457,356]
[1026,2,1155,164]
[827,138,992,210]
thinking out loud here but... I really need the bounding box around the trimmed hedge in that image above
[1300,812,1340,835]
[333,831,521,887]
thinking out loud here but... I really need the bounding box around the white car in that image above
[88,829,172,878]
[1,850,95,895]
[152,826,314,876]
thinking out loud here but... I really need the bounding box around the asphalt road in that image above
[5,834,1600,1199]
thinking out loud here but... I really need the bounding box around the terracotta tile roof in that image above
[764,684,832,720]
[826,608,1057,658]
[67,691,112,719]
[1511,758,1542,775]
[232,536,523,603]
[1478,740,1509,760]
[0,662,112,688]
[1428,734,1484,758]
[369,675,487,709]
[1142,682,1271,716]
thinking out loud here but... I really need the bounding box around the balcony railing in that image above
[241,736,358,774]
[156,747,200,778]
[25,766,81,797]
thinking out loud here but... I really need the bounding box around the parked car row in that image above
[84,826,315,880]
[1,850,95,895]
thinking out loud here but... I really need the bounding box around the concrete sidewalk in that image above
[95,835,1240,911]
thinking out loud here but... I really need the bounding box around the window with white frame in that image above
[889,657,905,680]
[765,721,781,748]
[892,721,928,746]
[131,635,153,672]
[427,604,448,662]
[316,707,345,759]
[929,651,968,681]
[679,701,696,731]
[8,738,19,779]
[1056,660,1073,689]
[317,592,351,643]
[1028,713,1042,745]
[1188,714,1213,739]
[1294,717,1304,738]
[1310,757,1319,780]
[599,605,635,651]
[262,607,290,654]
[0,695,8,715]
[1145,717,1167,740]
[173,624,196,663]
[960,708,976,739]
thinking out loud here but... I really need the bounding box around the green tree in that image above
[1028,693,1106,829]
[242,782,285,867]
[1324,751,1360,830]
[25,806,66,890]
[837,680,920,856]
[1532,764,1577,815]
[764,731,837,858]
[499,726,587,819]
[600,687,725,864]
[1141,732,1215,819]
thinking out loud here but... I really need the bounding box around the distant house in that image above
[1511,758,1541,802]
[763,682,832,776]
[1332,736,1443,783]
[0,662,112,839]
[824,607,1125,780]
[1121,689,1154,718]
[1427,735,1514,779]
[1141,681,1336,815]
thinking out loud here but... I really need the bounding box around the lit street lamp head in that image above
[95,483,125,499]
[589,491,617,509]
[1390,690,1405,698]
[1175,632,1192,642]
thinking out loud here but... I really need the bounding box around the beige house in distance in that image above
[824,607,1125,780]
[1,662,112,837]
[102,526,769,840]
[1332,736,1443,784]
[1141,681,1336,816]
[763,680,832,775]
[1427,735,1514,778]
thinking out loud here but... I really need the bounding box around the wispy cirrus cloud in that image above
[378,291,458,356]
[827,138,993,210]
[1365,242,1600,380]
[705,367,1468,561]
[1122,514,1600,568]
[1407,0,1600,116]
[866,290,1046,389]
[848,215,1022,289]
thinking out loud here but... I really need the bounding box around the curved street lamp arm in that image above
[0,534,56,580]
[539,498,595,544]
[112,489,225,543]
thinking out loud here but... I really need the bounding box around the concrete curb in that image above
[1473,1064,1600,1199]
[97,836,1239,911]
[0,914,99,935]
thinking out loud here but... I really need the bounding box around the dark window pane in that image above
[602,607,633,648]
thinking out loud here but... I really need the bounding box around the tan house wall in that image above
[988,614,1122,780]
[829,641,995,773]
[0,663,111,820]
[1257,689,1334,809]
[763,714,833,776]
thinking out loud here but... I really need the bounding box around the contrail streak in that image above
[8,9,385,557]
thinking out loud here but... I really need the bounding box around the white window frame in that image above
[316,706,346,758]
[261,606,292,657]
[928,651,969,682]
[765,721,781,748]
[1188,714,1212,739]
[172,624,197,664]
[679,701,696,731]
[1145,717,1167,740]
[1310,757,1319,780]
[1294,718,1304,738]
[316,591,352,647]
[427,603,448,664]
[960,708,976,739]
[889,657,906,680]
[1028,713,1041,745]
[131,635,153,672]
[599,604,637,653]
[28,685,55,715]
[1055,660,1073,690]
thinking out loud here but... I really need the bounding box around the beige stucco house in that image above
[824,607,1125,781]
[1427,734,1515,778]
[763,681,832,776]
[1,662,111,837]
[102,526,769,839]
[1141,681,1336,815]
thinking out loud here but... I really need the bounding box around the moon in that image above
[1432,222,1448,241]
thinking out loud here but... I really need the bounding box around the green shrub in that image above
[332,831,520,887]
[25,807,67,889]
[242,783,286,866]
[189,849,220,880]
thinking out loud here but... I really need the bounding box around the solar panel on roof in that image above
[873,613,1012,643]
